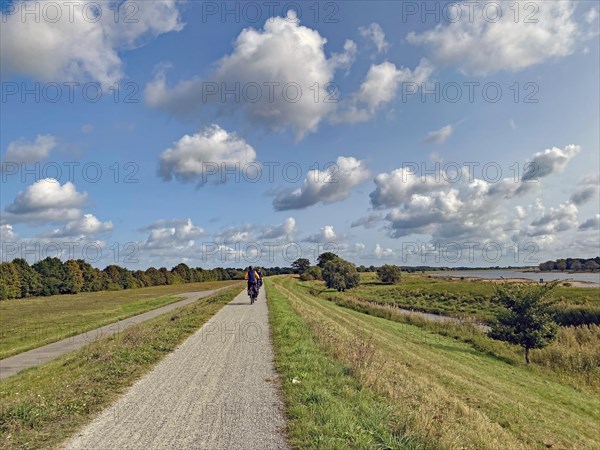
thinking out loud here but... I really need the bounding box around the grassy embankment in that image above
[0,280,239,359]
[268,276,600,449]
[318,272,599,325]
[0,285,242,450]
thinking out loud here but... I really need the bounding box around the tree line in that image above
[538,257,600,272]
[0,258,294,300]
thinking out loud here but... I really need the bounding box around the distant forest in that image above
[0,257,293,300]
[538,257,600,272]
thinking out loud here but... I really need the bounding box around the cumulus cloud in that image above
[273,156,370,210]
[140,218,206,250]
[373,243,395,259]
[407,1,581,75]
[158,125,256,184]
[424,124,453,144]
[525,202,579,236]
[0,224,16,241]
[146,16,356,140]
[42,214,113,238]
[3,135,58,163]
[258,217,297,241]
[579,214,600,231]
[368,144,581,242]
[334,58,433,123]
[359,23,390,54]
[303,225,338,243]
[1,1,184,86]
[570,173,599,205]
[351,212,384,229]
[214,217,297,246]
[522,145,580,181]
[3,178,87,224]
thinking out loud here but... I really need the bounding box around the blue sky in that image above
[1,0,599,269]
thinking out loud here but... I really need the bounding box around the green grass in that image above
[0,286,241,450]
[266,279,419,449]
[0,280,239,359]
[316,272,599,324]
[271,276,600,449]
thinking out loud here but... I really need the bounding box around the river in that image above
[431,270,600,286]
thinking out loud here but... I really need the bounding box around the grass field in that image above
[316,272,599,323]
[0,286,241,450]
[0,280,240,359]
[269,276,600,449]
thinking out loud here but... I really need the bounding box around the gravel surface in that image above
[61,286,289,450]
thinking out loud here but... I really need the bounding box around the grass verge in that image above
[0,280,239,359]
[0,285,241,450]
[272,276,600,449]
[266,279,418,449]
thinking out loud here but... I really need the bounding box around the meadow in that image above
[267,276,600,449]
[316,272,599,325]
[0,280,239,359]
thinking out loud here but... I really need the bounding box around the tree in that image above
[585,260,600,271]
[300,266,322,281]
[0,262,22,300]
[12,258,42,297]
[172,263,192,283]
[322,258,360,291]
[63,260,84,294]
[489,282,559,364]
[292,258,310,274]
[76,260,103,292]
[377,264,402,284]
[317,252,339,268]
[32,257,66,296]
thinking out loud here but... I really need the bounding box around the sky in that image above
[1,0,599,269]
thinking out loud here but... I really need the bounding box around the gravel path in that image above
[61,286,289,450]
[0,290,220,380]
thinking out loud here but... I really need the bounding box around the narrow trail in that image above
[0,290,219,380]
[61,287,289,450]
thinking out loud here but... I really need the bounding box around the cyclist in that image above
[245,266,260,299]
[256,269,264,289]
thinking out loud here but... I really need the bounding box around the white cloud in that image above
[369,144,581,242]
[4,178,87,224]
[258,217,297,241]
[303,225,338,243]
[158,125,256,184]
[273,156,370,210]
[334,58,433,123]
[359,23,390,54]
[579,214,600,231]
[0,224,16,241]
[140,219,206,250]
[570,173,599,205]
[81,124,94,134]
[407,1,580,75]
[146,17,355,140]
[351,212,384,229]
[525,202,579,236]
[1,1,184,86]
[3,135,58,163]
[42,214,113,238]
[214,217,297,245]
[522,145,580,181]
[373,243,394,259]
[585,7,599,24]
[424,124,453,144]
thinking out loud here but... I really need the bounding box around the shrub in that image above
[322,258,360,292]
[376,265,402,284]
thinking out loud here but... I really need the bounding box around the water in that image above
[431,270,600,286]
